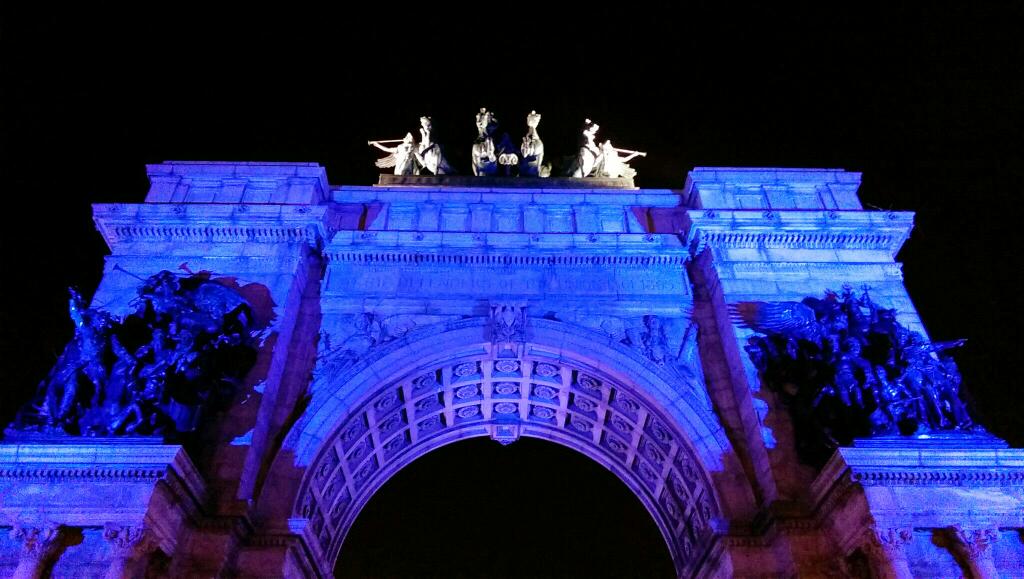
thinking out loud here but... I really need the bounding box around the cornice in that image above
[325,230,689,260]
[92,203,328,249]
[0,442,208,503]
[331,184,683,204]
[849,469,1024,486]
[684,209,915,257]
[0,466,168,482]
[811,446,1024,518]
[325,249,689,267]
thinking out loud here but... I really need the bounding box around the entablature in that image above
[325,229,687,256]
[684,209,914,260]
[145,161,329,205]
[331,185,684,235]
[684,167,863,210]
[92,203,329,252]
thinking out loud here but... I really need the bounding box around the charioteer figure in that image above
[416,116,453,175]
[568,119,603,177]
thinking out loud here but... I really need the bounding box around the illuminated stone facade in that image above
[1,162,1021,577]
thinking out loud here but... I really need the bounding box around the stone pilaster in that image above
[9,523,67,579]
[861,526,914,579]
[102,523,158,579]
[950,525,1000,579]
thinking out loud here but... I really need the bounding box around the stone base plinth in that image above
[0,441,206,578]
[812,443,1024,578]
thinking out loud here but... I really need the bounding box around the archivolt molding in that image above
[290,318,727,469]
[286,318,732,577]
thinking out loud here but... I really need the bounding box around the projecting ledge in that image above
[0,439,207,533]
[375,174,637,189]
[811,440,1024,529]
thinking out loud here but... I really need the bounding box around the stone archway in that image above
[286,319,735,578]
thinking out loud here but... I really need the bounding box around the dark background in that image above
[2,4,1021,577]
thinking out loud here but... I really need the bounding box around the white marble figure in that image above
[472,108,498,176]
[599,140,646,179]
[369,133,421,175]
[496,133,519,175]
[569,119,603,177]
[416,116,453,175]
[520,110,548,177]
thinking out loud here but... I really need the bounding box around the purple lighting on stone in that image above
[0,163,1020,578]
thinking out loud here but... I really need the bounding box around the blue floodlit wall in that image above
[0,163,1020,578]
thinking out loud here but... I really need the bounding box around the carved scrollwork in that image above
[102,523,158,558]
[862,526,914,561]
[10,523,67,563]
[950,525,999,559]
[489,302,526,348]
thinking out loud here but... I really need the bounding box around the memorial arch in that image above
[287,318,735,577]
[1,161,1021,578]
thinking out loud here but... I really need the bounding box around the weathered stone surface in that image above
[3,162,1020,578]
[0,442,205,578]
[811,445,1024,578]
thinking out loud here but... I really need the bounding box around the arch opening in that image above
[334,436,676,578]
[293,329,725,578]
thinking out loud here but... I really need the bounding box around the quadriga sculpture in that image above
[568,119,603,177]
[416,116,453,175]
[8,271,259,437]
[519,110,550,177]
[471,107,499,176]
[736,287,978,466]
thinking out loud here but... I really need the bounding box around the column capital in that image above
[950,524,999,558]
[950,524,1001,578]
[861,526,915,579]
[102,523,157,558]
[9,522,66,562]
[863,526,914,560]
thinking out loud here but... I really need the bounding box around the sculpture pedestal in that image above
[811,441,1024,578]
[0,440,206,578]
[376,173,637,189]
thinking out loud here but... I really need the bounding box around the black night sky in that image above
[2,4,1022,577]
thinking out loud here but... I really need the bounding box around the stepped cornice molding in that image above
[0,442,206,493]
[811,446,1024,522]
[324,250,690,267]
[331,185,682,206]
[92,203,328,249]
[326,231,688,259]
[684,209,914,257]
